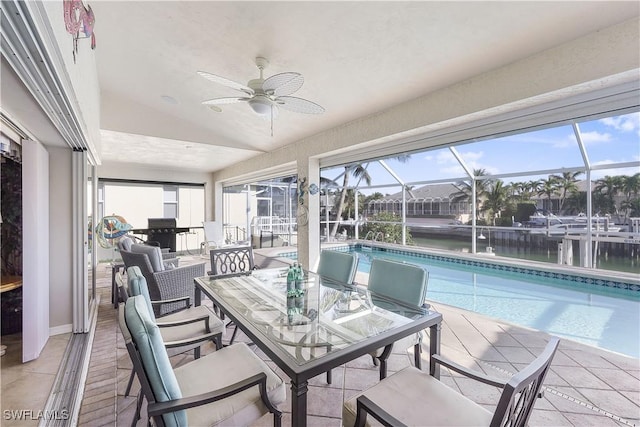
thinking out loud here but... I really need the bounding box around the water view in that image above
[411,236,640,274]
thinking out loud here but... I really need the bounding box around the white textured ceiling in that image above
[93,1,638,172]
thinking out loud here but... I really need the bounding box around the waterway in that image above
[411,235,640,274]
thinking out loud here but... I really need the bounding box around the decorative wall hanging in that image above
[63,0,96,63]
[298,177,308,206]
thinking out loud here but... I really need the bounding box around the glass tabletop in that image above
[195,267,434,367]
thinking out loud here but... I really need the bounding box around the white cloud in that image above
[435,151,456,164]
[579,131,612,145]
[599,113,640,134]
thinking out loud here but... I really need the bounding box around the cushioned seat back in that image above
[210,246,255,276]
[131,243,165,272]
[317,250,359,284]
[125,296,187,427]
[127,266,156,322]
[118,236,134,252]
[368,259,428,308]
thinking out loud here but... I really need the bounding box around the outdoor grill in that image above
[130,218,189,252]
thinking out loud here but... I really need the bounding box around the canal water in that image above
[411,235,640,274]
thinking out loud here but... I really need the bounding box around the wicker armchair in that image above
[118,236,179,266]
[120,250,205,317]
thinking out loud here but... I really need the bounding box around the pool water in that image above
[351,248,640,358]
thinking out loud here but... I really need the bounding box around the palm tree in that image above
[451,169,493,220]
[328,156,410,237]
[329,163,372,237]
[483,180,512,225]
[552,171,582,213]
[595,175,623,214]
[537,177,559,214]
[619,173,640,223]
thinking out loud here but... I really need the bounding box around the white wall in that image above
[98,163,214,220]
[22,140,50,362]
[48,147,73,333]
[104,184,163,229]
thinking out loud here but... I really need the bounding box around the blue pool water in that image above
[346,247,640,358]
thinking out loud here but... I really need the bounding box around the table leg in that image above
[111,265,118,309]
[429,322,442,379]
[290,379,308,427]
[194,284,202,307]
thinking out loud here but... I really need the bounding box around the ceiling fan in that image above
[198,57,325,119]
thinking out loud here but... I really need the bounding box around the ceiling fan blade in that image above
[263,72,304,96]
[197,71,254,95]
[276,96,325,114]
[202,97,251,105]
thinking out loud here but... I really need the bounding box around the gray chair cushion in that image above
[342,366,492,427]
[173,342,286,426]
[131,243,165,272]
[317,250,358,284]
[127,266,156,322]
[125,296,186,427]
[119,236,134,252]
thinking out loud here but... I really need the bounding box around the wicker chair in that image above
[120,249,205,317]
[118,236,179,267]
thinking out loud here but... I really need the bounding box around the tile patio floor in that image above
[2,250,638,426]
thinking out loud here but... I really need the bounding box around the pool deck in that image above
[4,249,635,426]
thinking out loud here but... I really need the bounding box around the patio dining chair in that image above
[117,268,225,422]
[120,248,205,317]
[209,245,256,344]
[119,295,285,427]
[367,258,429,379]
[316,250,359,285]
[342,337,560,427]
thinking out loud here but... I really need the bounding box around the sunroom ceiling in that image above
[93,1,638,173]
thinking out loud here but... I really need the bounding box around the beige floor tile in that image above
[576,388,640,420]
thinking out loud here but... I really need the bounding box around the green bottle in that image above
[286,265,295,292]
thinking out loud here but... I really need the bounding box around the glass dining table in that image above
[194,267,442,427]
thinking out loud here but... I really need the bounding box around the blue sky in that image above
[322,112,640,190]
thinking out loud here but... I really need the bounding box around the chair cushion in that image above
[342,366,493,427]
[317,250,358,284]
[125,296,186,427]
[368,259,427,308]
[126,266,156,322]
[160,305,225,356]
[173,342,286,427]
[131,243,165,272]
[119,236,134,252]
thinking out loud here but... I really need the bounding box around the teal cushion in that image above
[131,243,165,272]
[368,259,427,308]
[317,251,358,284]
[125,296,186,427]
[126,266,156,322]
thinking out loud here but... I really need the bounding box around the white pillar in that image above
[296,157,320,271]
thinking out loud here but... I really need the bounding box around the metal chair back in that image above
[210,246,255,276]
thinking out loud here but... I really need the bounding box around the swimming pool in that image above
[287,245,640,358]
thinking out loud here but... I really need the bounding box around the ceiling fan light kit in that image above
[249,95,274,115]
[198,56,324,128]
